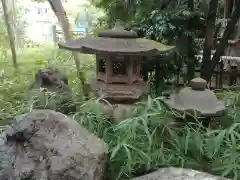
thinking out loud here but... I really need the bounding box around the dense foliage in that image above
[80,97,240,180]
[127,9,203,93]
[91,0,240,87]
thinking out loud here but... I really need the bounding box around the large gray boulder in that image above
[0,109,108,180]
[131,167,231,180]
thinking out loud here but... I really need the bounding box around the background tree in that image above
[201,0,240,81]
[91,0,203,93]
[187,0,196,82]
[92,0,240,84]
[35,0,86,87]
[0,0,18,70]
[200,0,218,81]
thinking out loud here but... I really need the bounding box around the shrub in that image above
[75,96,240,180]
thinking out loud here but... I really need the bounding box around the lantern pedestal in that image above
[90,80,149,104]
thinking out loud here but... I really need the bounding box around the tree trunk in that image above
[8,0,19,49]
[200,0,218,81]
[1,0,17,69]
[210,0,240,73]
[186,0,195,82]
[225,0,234,19]
[48,0,85,86]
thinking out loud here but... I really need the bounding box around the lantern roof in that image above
[163,78,226,117]
[58,20,174,55]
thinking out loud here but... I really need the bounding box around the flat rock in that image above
[0,109,108,180]
[131,167,231,180]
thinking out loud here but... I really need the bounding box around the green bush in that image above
[0,46,94,124]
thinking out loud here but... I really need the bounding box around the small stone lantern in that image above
[59,20,174,104]
[163,77,226,117]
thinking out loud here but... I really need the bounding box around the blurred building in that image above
[24,0,87,45]
[25,1,57,44]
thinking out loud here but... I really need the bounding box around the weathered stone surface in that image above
[113,104,135,123]
[163,78,226,117]
[88,100,135,123]
[26,68,76,115]
[190,77,207,90]
[131,167,231,180]
[0,110,108,180]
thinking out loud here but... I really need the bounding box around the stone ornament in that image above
[58,19,174,103]
[163,78,226,117]
[25,68,76,115]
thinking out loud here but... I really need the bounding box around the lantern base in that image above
[90,80,150,103]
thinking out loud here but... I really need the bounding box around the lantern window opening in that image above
[98,58,106,73]
[112,55,127,75]
[112,60,126,75]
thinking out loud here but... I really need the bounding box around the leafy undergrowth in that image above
[0,47,240,180]
[77,97,240,180]
[0,46,95,125]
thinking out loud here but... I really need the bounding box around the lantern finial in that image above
[190,77,207,90]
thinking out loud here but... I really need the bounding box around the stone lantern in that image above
[163,77,226,117]
[59,20,174,104]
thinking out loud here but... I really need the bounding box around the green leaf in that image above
[213,130,226,155]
